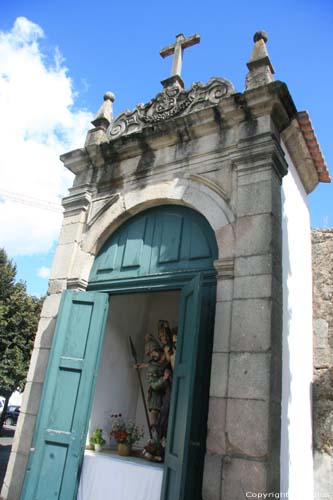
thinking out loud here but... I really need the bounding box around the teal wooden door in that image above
[161,274,210,500]
[21,291,109,500]
[89,205,217,287]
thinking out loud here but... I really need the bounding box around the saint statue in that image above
[144,334,171,439]
[134,321,178,460]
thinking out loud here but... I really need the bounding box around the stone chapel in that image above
[2,31,330,500]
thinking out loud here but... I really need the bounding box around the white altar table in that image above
[77,450,163,500]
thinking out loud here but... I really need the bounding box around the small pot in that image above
[94,443,103,452]
[117,443,131,456]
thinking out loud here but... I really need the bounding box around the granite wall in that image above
[312,229,333,495]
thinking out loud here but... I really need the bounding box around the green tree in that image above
[0,249,43,430]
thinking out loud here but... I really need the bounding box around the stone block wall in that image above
[312,229,333,495]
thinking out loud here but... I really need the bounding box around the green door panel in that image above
[89,205,218,285]
[161,274,213,500]
[21,291,109,500]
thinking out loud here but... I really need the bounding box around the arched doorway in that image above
[21,205,218,500]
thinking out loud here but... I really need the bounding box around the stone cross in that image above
[160,33,200,77]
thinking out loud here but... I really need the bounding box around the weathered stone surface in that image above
[2,451,29,500]
[230,299,271,351]
[57,221,85,245]
[228,353,270,399]
[34,316,57,349]
[235,214,281,258]
[20,381,43,416]
[236,161,279,187]
[49,242,77,280]
[68,248,94,283]
[215,223,235,260]
[123,180,183,213]
[314,319,330,349]
[62,210,88,226]
[40,293,62,318]
[202,454,222,500]
[313,368,333,455]
[47,278,67,295]
[182,183,231,232]
[237,178,281,218]
[11,412,36,455]
[234,254,272,277]
[210,353,228,397]
[312,229,333,498]
[26,348,50,384]
[312,229,333,322]
[226,399,269,456]
[206,398,226,454]
[233,275,271,299]
[222,458,267,499]
[216,279,233,302]
[312,230,333,458]
[281,118,319,193]
[213,301,232,352]
[313,450,333,495]
[313,318,332,368]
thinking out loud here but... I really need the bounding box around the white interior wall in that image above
[89,291,180,447]
[281,144,314,499]
[89,294,148,444]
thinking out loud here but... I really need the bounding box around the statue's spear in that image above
[129,336,153,439]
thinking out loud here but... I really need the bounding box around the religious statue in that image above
[133,320,178,461]
[144,334,171,440]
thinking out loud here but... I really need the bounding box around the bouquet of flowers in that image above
[110,414,144,447]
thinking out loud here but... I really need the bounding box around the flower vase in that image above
[94,444,102,452]
[117,443,131,456]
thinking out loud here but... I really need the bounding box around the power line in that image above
[0,189,63,213]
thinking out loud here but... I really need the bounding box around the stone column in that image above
[224,142,285,497]
[202,256,234,500]
[203,137,287,499]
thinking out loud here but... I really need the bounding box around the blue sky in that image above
[1,0,332,296]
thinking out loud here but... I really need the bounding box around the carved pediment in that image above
[107,77,235,141]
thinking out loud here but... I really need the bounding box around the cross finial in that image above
[160,33,200,78]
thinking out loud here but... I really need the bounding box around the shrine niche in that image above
[88,292,180,462]
[78,292,181,500]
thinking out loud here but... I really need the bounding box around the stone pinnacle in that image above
[91,91,115,129]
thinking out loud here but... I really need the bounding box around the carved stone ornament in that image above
[107,77,235,141]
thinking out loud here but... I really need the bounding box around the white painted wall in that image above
[89,291,180,447]
[89,294,148,445]
[281,145,313,499]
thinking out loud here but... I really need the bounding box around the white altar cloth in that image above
[77,450,163,500]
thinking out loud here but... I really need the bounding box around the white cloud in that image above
[37,266,50,279]
[0,17,93,256]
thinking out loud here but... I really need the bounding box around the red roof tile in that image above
[297,111,331,183]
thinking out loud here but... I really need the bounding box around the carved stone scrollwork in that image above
[107,77,235,141]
